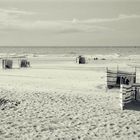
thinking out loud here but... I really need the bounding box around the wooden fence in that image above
[107,69,118,88]
[107,68,136,89]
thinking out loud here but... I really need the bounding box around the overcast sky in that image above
[0,0,140,46]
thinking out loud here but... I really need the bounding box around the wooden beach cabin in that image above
[76,55,86,64]
[2,59,13,69]
[2,56,30,69]
[107,68,136,89]
[20,59,30,68]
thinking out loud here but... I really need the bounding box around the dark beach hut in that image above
[77,55,86,64]
[2,59,13,69]
[20,59,30,68]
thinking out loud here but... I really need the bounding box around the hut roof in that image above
[107,69,136,76]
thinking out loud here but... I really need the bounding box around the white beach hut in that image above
[2,56,30,69]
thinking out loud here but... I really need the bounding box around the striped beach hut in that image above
[107,67,136,89]
[120,83,140,110]
[120,84,133,110]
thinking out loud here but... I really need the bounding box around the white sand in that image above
[0,56,140,139]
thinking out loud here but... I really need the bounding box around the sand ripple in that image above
[0,88,140,140]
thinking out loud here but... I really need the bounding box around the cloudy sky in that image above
[0,0,140,46]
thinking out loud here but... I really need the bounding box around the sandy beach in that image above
[0,0,140,138]
[0,55,140,140]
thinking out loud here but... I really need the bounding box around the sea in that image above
[0,46,140,57]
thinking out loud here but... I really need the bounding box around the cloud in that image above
[0,8,33,15]
[6,20,110,33]
[19,14,139,33]
[0,9,110,33]
[82,14,140,24]
[0,8,34,29]
[0,8,140,34]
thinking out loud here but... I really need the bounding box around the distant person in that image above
[122,77,126,84]
[2,59,4,69]
[78,56,82,64]
[116,76,121,84]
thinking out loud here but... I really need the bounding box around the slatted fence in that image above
[107,68,136,89]
[120,84,133,110]
[107,69,118,88]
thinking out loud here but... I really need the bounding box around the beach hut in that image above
[20,59,30,68]
[2,56,30,69]
[120,84,133,110]
[2,59,13,69]
[107,67,136,89]
[76,55,86,64]
[120,83,140,110]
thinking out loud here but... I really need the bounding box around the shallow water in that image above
[0,46,139,56]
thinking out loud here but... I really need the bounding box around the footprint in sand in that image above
[96,84,105,91]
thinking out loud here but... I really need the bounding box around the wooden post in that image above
[18,59,20,68]
[120,84,124,110]
[135,86,137,101]
[120,76,122,86]
[117,66,122,87]
[130,71,133,86]
[135,66,137,83]
[2,59,6,69]
[106,67,108,92]
[2,59,4,69]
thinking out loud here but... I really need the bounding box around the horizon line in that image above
[0,45,139,48]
